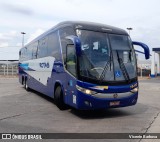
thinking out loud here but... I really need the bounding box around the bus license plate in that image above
[110,101,120,106]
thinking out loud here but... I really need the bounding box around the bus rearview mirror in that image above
[65,35,81,56]
[132,41,150,59]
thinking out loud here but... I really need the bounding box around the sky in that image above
[0,0,160,60]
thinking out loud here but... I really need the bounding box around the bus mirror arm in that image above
[65,35,81,56]
[132,41,150,60]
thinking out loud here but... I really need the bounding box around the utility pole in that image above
[21,32,26,47]
[126,28,133,36]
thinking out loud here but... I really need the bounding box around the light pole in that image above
[126,28,133,36]
[21,32,26,47]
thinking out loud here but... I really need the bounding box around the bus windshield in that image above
[77,30,137,83]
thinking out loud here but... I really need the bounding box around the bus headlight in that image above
[76,85,97,95]
[130,87,138,93]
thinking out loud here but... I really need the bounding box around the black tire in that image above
[54,86,66,110]
[24,79,30,91]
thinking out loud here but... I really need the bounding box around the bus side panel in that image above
[19,57,56,95]
[19,57,70,104]
[63,73,78,108]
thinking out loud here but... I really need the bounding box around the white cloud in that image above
[0,42,9,47]
[27,29,45,43]
[0,0,160,60]
[16,42,22,47]
[1,3,33,16]
[0,30,18,41]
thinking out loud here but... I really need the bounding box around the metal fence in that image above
[137,68,151,77]
[0,64,18,76]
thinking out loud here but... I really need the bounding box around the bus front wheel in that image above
[54,86,66,110]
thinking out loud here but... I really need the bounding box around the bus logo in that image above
[113,93,118,98]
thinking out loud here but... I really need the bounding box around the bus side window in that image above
[66,44,76,76]
[37,37,48,58]
[32,42,38,59]
[19,51,21,56]
[22,48,26,61]
[59,26,75,64]
[19,50,23,62]
[47,31,61,60]
[25,46,32,61]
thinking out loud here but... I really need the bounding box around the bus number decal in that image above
[39,62,50,68]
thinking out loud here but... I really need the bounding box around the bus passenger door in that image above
[59,27,76,106]
[65,44,77,107]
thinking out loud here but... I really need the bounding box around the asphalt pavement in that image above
[0,77,160,142]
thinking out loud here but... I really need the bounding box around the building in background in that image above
[0,60,18,76]
[151,48,160,77]
[137,60,151,77]
[0,45,19,76]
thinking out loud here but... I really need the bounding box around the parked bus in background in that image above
[19,21,150,110]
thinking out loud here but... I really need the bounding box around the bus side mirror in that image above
[132,41,150,60]
[66,35,81,56]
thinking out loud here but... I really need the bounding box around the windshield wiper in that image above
[116,51,130,83]
[99,59,111,83]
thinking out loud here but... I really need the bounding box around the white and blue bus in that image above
[19,21,150,110]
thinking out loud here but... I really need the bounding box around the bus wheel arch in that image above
[54,82,66,110]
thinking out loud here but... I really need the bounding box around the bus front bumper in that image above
[76,91,138,110]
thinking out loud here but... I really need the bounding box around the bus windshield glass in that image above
[77,30,137,82]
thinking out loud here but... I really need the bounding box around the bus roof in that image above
[23,21,128,49]
[55,21,128,35]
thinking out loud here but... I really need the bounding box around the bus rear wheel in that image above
[24,79,30,91]
[54,86,66,110]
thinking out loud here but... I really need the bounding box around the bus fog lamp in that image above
[84,101,92,107]
[130,87,138,93]
[84,101,90,106]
